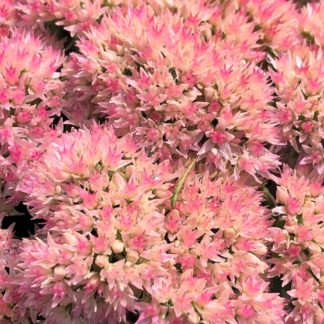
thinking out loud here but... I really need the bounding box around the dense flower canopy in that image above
[62,4,283,182]
[14,129,285,322]
[0,29,64,219]
[270,167,324,324]
[0,0,323,323]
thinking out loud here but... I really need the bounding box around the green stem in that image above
[171,158,197,208]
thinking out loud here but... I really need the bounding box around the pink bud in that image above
[276,187,289,205]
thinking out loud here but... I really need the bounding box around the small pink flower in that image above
[16,111,32,124]
[128,233,147,252]
[237,304,256,319]
[287,245,302,258]
[287,197,300,214]
[0,88,9,103]
[296,226,313,243]
[165,210,181,234]
[301,121,314,133]
[210,130,227,145]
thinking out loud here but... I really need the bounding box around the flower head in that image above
[270,45,324,179]
[270,166,324,323]
[299,2,324,49]
[17,124,176,322]
[0,28,64,216]
[63,4,281,180]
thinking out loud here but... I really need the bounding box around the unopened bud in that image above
[112,240,124,254]
[250,242,267,256]
[126,250,139,264]
[63,232,77,245]
[276,187,288,205]
[188,311,200,324]
[95,255,109,268]
[53,266,66,280]
[224,227,236,239]
[174,240,180,248]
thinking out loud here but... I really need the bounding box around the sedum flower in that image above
[17,0,181,37]
[143,172,285,323]
[62,4,281,180]
[17,0,107,36]
[16,161,287,322]
[236,0,301,53]
[270,44,324,179]
[269,166,324,324]
[0,225,22,323]
[0,0,19,37]
[299,2,324,49]
[16,124,176,322]
[0,28,64,217]
[0,1,323,322]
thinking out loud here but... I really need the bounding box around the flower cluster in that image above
[17,0,179,36]
[299,2,324,48]
[15,125,176,322]
[0,0,323,323]
[13,128,285,323]
[150,173,285,323]
[270,44,324,179]
[269,167,323,324]
[63,4,282,181]
[17,0,108,36]
[0,29,64,218]
[237,0,301,52]
[0,226,16,322]
[0,0,18,37]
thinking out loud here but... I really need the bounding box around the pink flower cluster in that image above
[0,1,323,323]
[0,29,64,219]
[270,167,323,324]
